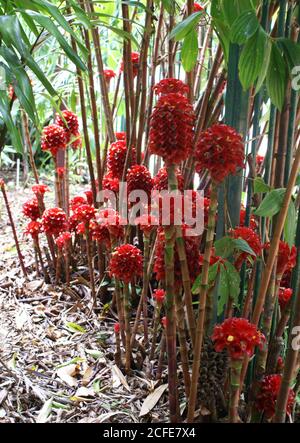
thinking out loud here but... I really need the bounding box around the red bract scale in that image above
[149,92,195,165]
[153,167,184,192]
[278,287,293,311]
[32,184,50,196]
[153,78,189,96]
[114,323,120,334]
[194,2,204,12]
[276,356,284,374]
[256,374,295,419]
[161,317,167,328]
[264,241,297,275]
[24,221,42,239]
[89,220,111,248]
[0,179,5,190]
[8,85,16,101]
[76,222,85,236]
[97,209,125,241]
[103,69,116,82]
[256,155,264,168]
[69,133,82,150]
[70,196,87,211]
[212,317,265,360]
[135,213,158,237]
[126,164,153,198]
[56,167,65,177]
[107,141,127,179]
[102,171,119,193]
[41,124,67,157]
[240,206,257,230]
[120,52,140,77]
[84,190,93,205]
[115,132,126,141]
[231,226,262,269]
[73,204,96,224]
[199,253,224,270]
[154,228,200,284]
[55,110,80,144]
[194,124,244,183]
[153,288,166,304]
[68,213,80,232]
[42,208,68,236]
[56,231,72,249]
[109,244,143,283]
[23,199,40,221]
[280,270,292,288]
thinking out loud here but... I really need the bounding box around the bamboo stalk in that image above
[123,282,132,374]
[187,181,218,422]
[165,164,179,423]
[174,287,191,397]
[0,183,27,277]
[240,140,300,390]
[83,0,115,144]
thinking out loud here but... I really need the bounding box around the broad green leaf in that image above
[0,91,23,154]
[239,27,268,89]
[214,236,235,258]
[181,29,198,72]
[277,38,300,71]
[255,35,272,92]
[266,43,287,110]
[253,176,271,193]
[217,260,240,315]
[192,261,220,294]
[254,188,286,217]
[170,12,202,41]
[0,15,57,96]
[230,10,259,44]
[232,238,256,256]
[284,201,296,247]
[221,0,254,27]
[0,47,38,126]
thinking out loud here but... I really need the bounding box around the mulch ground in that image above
[0,175,169,423]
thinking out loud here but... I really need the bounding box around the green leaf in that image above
[217,260,240,316]
[232,238,256,256]
[24,12,86,71]
[253,176,272,193]
[0,15,57,96]
[0,91,23,154]
[277,38,300,71]
[0,47,38,126]
[284,201,296,247]
[266,42,287,110]
[181,29,198,72]
[214,236,235,258]
[66,322,87,333]
[221,0,254,27]
[170,12,202,41]
[255,36,272,92]
[31,0,88,57]
[230,10,259,44]
[254,188,286,217]
[239,27,268,89]
[192,261,220,294]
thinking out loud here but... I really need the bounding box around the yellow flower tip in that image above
[227,335,234,342]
